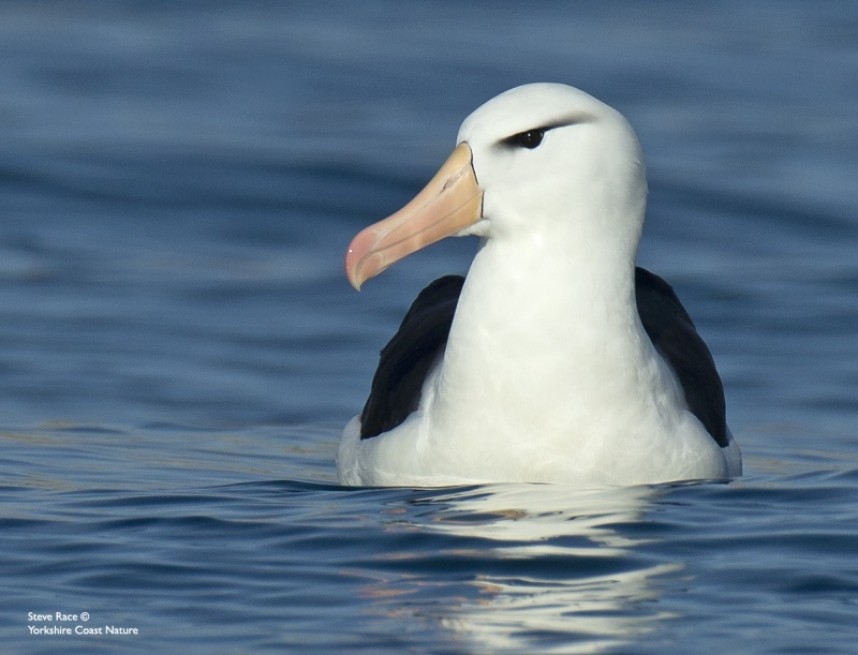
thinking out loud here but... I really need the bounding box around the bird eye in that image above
[509,128,545,150]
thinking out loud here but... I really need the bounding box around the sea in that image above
[1,2,857,653]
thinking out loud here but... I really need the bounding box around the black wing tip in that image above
[359,275,464,440]
[635,266,729,448]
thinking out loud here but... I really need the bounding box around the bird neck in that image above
[428,228,671,441]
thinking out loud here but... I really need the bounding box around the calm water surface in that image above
[2,2,857,653]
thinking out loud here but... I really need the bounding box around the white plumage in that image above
[338,83,741,487]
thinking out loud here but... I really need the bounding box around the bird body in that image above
[338,83,741,487]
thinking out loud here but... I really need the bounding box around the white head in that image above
[459,84,647,259]
[345,83,648,289]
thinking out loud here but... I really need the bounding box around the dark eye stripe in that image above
[504,128,546,150]
[499,115,593,152]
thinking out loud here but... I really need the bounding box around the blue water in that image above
[2,1,857,653]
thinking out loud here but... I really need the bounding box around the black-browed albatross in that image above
[338,83,742,487]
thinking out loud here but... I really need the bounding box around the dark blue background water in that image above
[2,2,857,653]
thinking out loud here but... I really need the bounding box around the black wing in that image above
[635,267,728,447]
[359,275,464,439]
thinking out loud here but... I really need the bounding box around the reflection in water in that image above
[406,484,678,654]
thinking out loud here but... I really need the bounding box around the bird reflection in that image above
[368,483,681,654]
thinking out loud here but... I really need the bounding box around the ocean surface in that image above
[2,2,857,653]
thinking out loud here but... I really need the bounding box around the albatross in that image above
[338,83,742,487]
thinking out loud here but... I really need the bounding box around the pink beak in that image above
[344,143,483,290]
